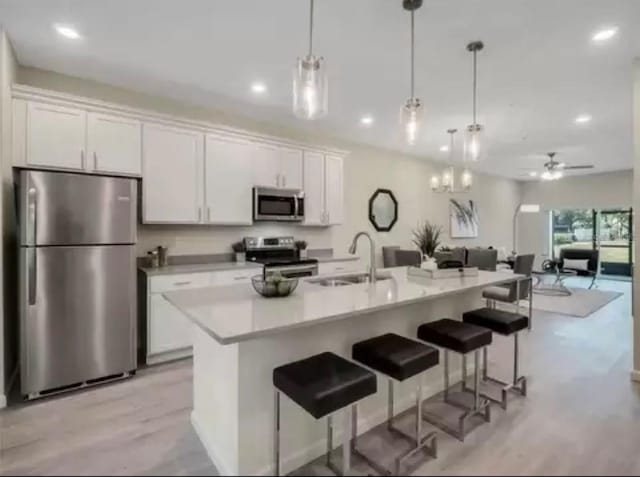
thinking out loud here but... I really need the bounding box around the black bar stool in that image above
[351,333,439,475]
[417,319,492,441]
[273,351,376,476]
[462,307,528,409]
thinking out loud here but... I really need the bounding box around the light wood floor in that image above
[1,277,637,476]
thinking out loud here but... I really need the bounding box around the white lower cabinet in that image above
[318,259,362,276]
[146,267,260,364]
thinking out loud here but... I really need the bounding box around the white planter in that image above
[299,249,308,259]
[235,252,246,264]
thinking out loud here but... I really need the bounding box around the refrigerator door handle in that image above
[27,248,36,306]
[27,186,37,245]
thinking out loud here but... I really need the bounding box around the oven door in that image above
[253,187,304,222]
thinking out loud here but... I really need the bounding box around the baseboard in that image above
[190,411,234,476]
[0,393,6,409]
[630,369,640,383]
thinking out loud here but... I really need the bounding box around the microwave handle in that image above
[294,196,300,218]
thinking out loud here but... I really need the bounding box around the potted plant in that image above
[412,221,442,259]
[231,241,246,263]
[295,240,308,259]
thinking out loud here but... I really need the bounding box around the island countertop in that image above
[163,267,521,345]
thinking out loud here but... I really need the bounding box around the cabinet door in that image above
[87,112,141,175]
[142,123,203,223]
[204,135,253,225]
[325,155,344,225]
[148,294,192,356]
[302,151,326,226]
[253,143,280,188]
[26,101,86,170]
[279,147,303,189]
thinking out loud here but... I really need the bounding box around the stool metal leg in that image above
[274,390,281,476]
[388,379,394,430]
[327,415,333,468]
[343,407,351,476]
[528,277,533,330]
[461,355,468,392]
[423,347,491,442]
[482,347,488,379]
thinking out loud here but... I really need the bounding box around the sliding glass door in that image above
[551,208,633,277]
[598,209,633,276]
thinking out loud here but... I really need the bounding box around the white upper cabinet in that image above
[87,112,141,175]
[325,154,344,225]
[142,123,203,223]
[253,143,303,189]
[279,147,303,189]
[253,143,280,188]
[302,152,344,226]
[26,102,86,170]
[302,151,326,226]
[204,134,253,225]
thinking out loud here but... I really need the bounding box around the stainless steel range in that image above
[243,236,318,278]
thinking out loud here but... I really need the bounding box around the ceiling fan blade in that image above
[563,165,594,170]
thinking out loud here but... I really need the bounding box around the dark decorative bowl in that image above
[251,275,299,298]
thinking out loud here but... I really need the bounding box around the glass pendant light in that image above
[431,128,473,193]
[461,168,473,190]
[293,0,328,120]
[441,128,457,190]
[464,41,485,162]
[430,174,440,191]
[400,0,423,145]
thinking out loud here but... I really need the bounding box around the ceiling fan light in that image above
[293,55,328,120]
[541,170,553,181]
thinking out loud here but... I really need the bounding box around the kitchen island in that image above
[164,266,522,476]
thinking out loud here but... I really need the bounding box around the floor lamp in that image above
[512,203,541,255]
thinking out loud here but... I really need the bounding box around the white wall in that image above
[518,171,633,266]
[0,30,17,407]
[17,66,523,266]
[633,58,640,376]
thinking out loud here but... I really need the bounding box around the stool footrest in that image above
[461,375,527,410]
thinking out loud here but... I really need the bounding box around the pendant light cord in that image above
[308,0,314,57]
[410,9,415,98]
[472,48,477,125]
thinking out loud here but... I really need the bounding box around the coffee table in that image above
[531,269,577,297]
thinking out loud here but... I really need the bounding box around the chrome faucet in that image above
[348,231,377,283]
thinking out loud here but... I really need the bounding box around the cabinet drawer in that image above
[212,267,262,286]
[149,272,210,293]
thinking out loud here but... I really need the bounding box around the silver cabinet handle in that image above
[282,174,286,187]
[207,207,211,222]
[173,281,192,286]
[275,174,280,188]
[197,207,202,222]
[27,247,37,305]
[81,150,86,169]
[93,151,97,170]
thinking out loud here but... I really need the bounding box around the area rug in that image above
[523,288,623,318]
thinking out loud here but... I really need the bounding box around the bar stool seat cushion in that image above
[273,352,376,419]
[417,319,492,354]
[463,307,529,335]
[352,333,439,382]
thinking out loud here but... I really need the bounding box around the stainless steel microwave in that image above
[253,187,305,222]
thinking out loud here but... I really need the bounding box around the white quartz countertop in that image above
[163,267,522,345]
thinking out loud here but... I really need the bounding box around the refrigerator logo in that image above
[117,196,131,202]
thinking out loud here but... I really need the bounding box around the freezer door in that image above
[20,245,137,395]
[18,169,137,246]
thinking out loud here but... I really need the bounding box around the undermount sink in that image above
[308,272,393,287]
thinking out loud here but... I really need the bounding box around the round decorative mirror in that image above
[369,189,398,232]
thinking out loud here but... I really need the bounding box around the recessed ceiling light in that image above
[439,145,449,152]
[251,82,267,94]
[360,115,374,126]
[528,171,538,177]
[575,114,592,124]
[54,24,80,40]
[592,27,618,42]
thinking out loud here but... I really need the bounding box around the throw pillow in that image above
[563,258,589,271]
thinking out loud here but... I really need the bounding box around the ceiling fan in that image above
[524,152,594,180]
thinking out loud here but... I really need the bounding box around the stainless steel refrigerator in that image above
[17,169,137,398]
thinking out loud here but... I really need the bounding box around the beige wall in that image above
[633,58,640,375]
[0,30,17,405]
[517,171,633,267]
[17,66,523,266]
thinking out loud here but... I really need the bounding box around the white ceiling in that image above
[1,0,639,179]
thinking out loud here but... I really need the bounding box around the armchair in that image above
[558,249,598,289]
